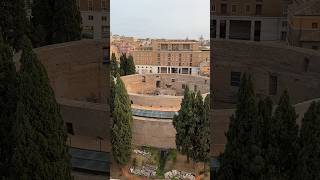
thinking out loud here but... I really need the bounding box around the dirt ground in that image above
[110,151,210,180]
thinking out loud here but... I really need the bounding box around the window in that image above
[246,5,250,12]
[101,0,107,10]
[269,75,277,95]
[230,72,241,87]
[171,78,175,82]
[182,84,186,89]
[88,15,94,20]
[282,21,287,28]
[88,0,93,11]
[312,23,318,29]
[304,58,310,72]
[221,4,227,14]
[102,16,107,21]
[255,4,262,15]
[281,31,287,41]
[232,5,237,13]
[66,123,74,135]
[156,80,161,88]
[142,76,146,82]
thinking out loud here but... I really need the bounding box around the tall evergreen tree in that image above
[126,55,136,75]
[0,34,17,178]
[32,0,81,45]
[267,90,298,180]
[295,102,320,180]
[111,53,119,77]
[191,93,210,167]
[218,74,264,180]
[119,54,126,76]
[119,54,136,76]
[257,97,274,179]
[173,86,195,162]
[0,0,28,50]
[111,75,133,166]
[12,37,71,179]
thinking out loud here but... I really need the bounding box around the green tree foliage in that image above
[32,0,82,46]
[119,54,136,76]
[111,75,133,166]
[0,35,17,178]
[267,90,298,180]
[111,53,119,77]
[173,86,195,162]
[191,92,210,164]
[218,74,264,180]
[126,55,136,75]
[0,0,28,50]
[295,102,320,180]
[11,37,71,179]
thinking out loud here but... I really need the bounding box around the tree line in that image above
[0,1,81,178]
[217,74,320,180]
[173,86,210,167]
[0,36,71,179]
[0,0,81,51]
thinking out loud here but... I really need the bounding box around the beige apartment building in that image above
[132,40,210,76]
[211,0,291,41]
[78,0,109,39]
[288,0,320,50]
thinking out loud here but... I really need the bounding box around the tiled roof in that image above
[69,147,110,175]
[132,108,178,119]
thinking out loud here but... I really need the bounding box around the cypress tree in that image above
[32,0,81,45]
[191,93,210,167]
[218,74,264,180]
[295,102,320,180]
[0,0,28,50]
[268,90,298,180]
[0,34,17,178]
[173,86,195,162]
[111,53,119,77]
[126,55,136,75]
[12,37,71,179]
[257,97,274,179]
[119,54,126,76]
[111,75,133,166]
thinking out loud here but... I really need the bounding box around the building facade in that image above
[78,0,109,39]
[211,0,291,41]
[132,40,210,76]
[287,0,320,50]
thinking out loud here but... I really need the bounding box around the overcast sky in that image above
[110,0,210,40]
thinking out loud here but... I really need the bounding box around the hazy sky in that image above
[110,0,210,40]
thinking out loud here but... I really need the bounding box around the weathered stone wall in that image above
[58,98,110,140]
[121,74,210,95]
[211,40,320,157]
[129,94,183,109]
[35,40,109,104]
[132,117,176,149]
[212,40,320,108]
[29,40,111,152]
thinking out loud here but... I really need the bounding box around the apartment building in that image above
[211,0,291,41]
[78,0,109,39]
[132,40,210,76]
[288,0,320,50]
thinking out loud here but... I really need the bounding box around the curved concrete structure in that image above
[211,40,320,156]
[121,74,210,149]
